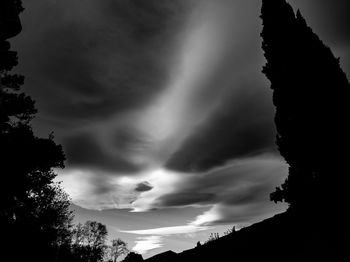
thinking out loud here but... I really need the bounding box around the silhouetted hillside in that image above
[145,251,177,262]
[147,212,345,262]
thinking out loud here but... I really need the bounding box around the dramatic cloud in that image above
[154,155,288,218]
[14,0,273,176]
[135,182,153,193]
[13,0,350,257]
[16,0,190,120]
[14,0,193,174]
[57,170,135,210]
[132,236,164,254]
[58,154,287,217]
[63,132,142,173]
[57,168,182,210]
[122,155,288,254]
[166,83,275,172]
[15,0,350,182]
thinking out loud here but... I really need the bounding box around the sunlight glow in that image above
[127,0,237,166]
[191,204,222,226]
[132,236,164,254]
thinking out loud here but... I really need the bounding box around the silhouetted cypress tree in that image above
[261,0,350,218]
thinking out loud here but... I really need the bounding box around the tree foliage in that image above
[71,221,108,262]
[204,232,220,245]
[1,1,73,261]
[223,226,236,236]
[109,238,129,262]
[104,238,129,262]
[261,0,350,216]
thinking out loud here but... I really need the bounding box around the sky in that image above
[11,0,350,259]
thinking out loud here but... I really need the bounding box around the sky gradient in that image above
[12,0,350,258]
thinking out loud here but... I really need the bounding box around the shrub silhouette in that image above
[122,252,143,262]
[261,0,350,218]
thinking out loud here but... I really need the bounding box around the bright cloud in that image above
[191,204,222,226]
[132,236,164,254]
[55,167,183,211]
[56,155,287,215]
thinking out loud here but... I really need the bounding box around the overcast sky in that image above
[12,0,350,258]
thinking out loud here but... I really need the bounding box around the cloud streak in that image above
[157,155,288,210]
[122,225,210,236]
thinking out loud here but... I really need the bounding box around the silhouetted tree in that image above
[71,221,108,262]
[109,238,129,262]
[0,0,23,39]
[122,252,143,262]
[223,226,236,236]
[261,0,350,218]
[1,1,73,261]
[204,232,220,244]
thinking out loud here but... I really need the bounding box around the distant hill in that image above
[143,211,347,262]
[145,250,177,262]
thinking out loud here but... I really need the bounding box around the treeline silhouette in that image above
[1,2,133,262]
[67,221,129,262]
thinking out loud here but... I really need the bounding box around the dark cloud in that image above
[223,183,271,206]
[101,0,190,41]
[13,0,349,176]
[166,81,276,172]
[135,182,153,193]
[15,0,190,122]
[63,132,141,173]
[112,126,153,157]
[158,192,215,207]
[41,24,102,97]
[12,0,193,173]
[156,156,288,226]
[160,156,287,209]
[12,0,350,215]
